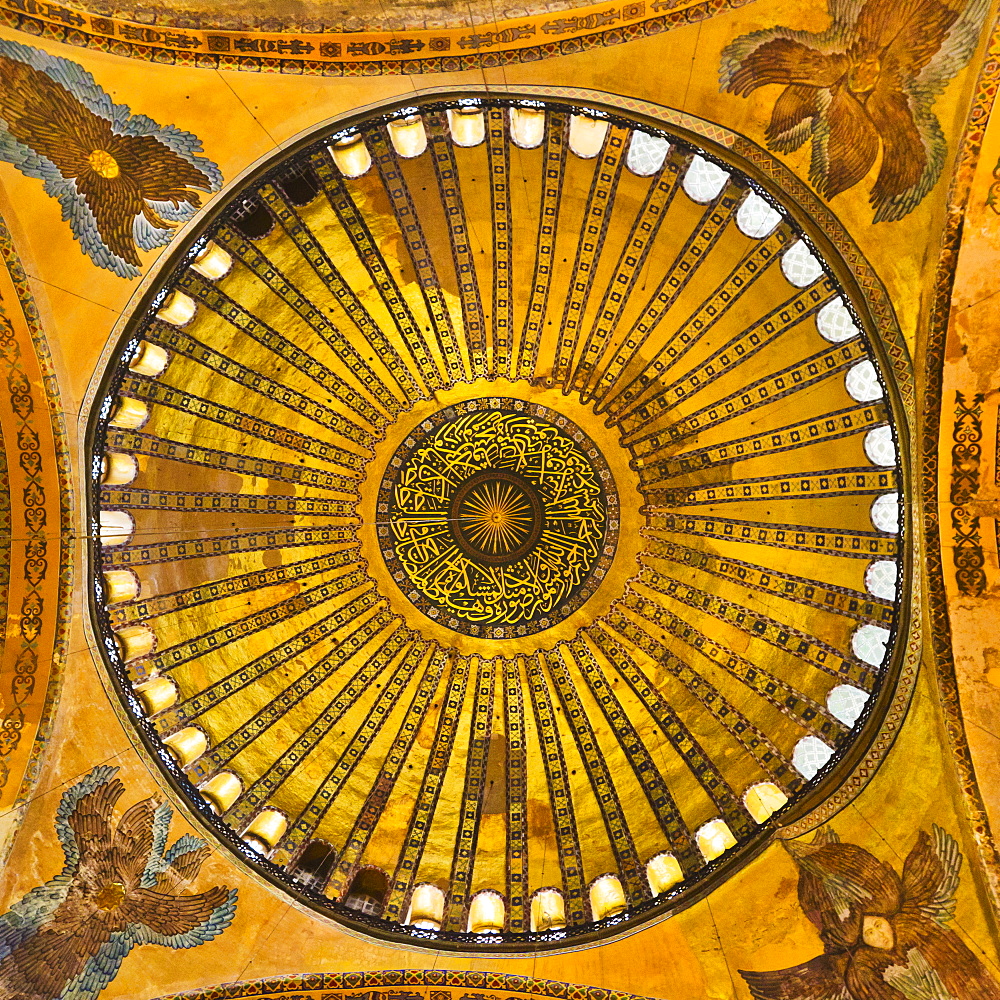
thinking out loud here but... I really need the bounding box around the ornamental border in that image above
[151,970,657,1000]
[0,212,73,864]
[0,0,756,76]
[377,397,620,640]
[920,12,1000,909]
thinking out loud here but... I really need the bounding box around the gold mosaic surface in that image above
[90,98,907,946]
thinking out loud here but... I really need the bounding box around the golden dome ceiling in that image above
[89,94,907,951]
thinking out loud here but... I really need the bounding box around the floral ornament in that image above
[720,0,987,223]
[740,826,1000,1000]
[0,766,236,1000]
[0,39,222,278]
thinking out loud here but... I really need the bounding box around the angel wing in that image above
[884,948,959,1000]
[740,954,852,1000]
[901,825,962,925]
[870,0,990,221]
[0,38,221,278]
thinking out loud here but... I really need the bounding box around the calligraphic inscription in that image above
[379,398,618,637]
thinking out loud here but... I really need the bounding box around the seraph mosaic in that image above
[0,766,236,1000]
[0,40,222,278]
[740,826,1000,1000]
[720,0,988,223]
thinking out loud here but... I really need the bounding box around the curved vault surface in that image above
[88,94,908,952]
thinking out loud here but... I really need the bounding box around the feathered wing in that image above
[0,39,221,278]
[870,0,989,221]
[811,85,881,198]
[128,886,238,948]
[54,765,121,874]
[883,948,958,1000]
[740,954,852,1000]
[901,825,961,925]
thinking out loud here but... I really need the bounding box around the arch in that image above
[243,809,288,855]
[128,340,170,376]
[510,106,545,149]
[190,241,233,280]
[343,867,390,915]
[568,114,608,158]
[589,874,626,920]
[447,107,485,147]
[199,771,243,816]
[389,114,428,158]
[743,782,789,823]
[529,888,566,932]
[232,197,275,239]
[696,819,737,861]
[646,853,683,895]
[406,883,445,930]
[98,509,134,546]
[288,840,338,892]
[468,890,505,934]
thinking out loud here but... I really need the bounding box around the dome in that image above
[88,93,907,951]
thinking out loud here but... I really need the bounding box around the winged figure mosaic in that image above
[741,826,1000,1000]
[0,766,236,1000]
[0,39,222,279]
[720,0,988,223]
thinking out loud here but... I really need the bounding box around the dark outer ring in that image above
[448,469,544,566]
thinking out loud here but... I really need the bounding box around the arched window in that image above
[447,107,485,148]
[108,397,149,430]
[568,114,609,159]
[101,453,138,487]
[529,888,566,931]
[99,509,134,546]
[781,240,823,287]
[743,782,788,823]
[155,290,196,327]
[277,163,321,206]
[468,890,505,933]
[199,770,242,816]
[406,883,445,930]
[388,115,428,158]
[510,107,545,149]
[646,852,683,895]
[242,809,287,856]
[736,191,781,238]
[128,340,170,376]
[133,675,177,717]
[232,198,275,239]
[589,874,626,920]
[626,131,669,176]
[696,819,737,861]
[286,840,338,892]
[792,735,834,780]
[682,155,728,203]
[190,242,232,281]
[162,725,208,768]
[102,567,139,603]
[114,623,154,661]
[342,867,389,915]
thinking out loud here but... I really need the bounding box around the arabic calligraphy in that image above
[379,399,618,637]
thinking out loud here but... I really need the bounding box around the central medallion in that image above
[378,398,618,638]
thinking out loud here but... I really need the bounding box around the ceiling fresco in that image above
[0,39,222,279]
[720,0,988,223]
[0,0,742,77]
[0,766,236,1000]
[85,94,912,951]
[57,0,601,32]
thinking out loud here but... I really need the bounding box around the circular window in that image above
[87,92,909,953]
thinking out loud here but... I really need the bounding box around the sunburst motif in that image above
[460,480,535,554]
